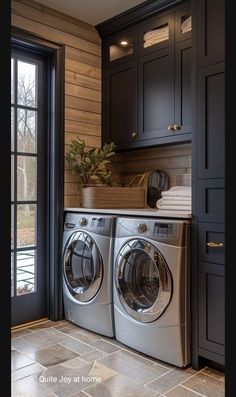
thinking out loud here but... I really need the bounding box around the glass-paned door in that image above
[11,46,47,325]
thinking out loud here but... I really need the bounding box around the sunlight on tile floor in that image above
[11,320,225,397]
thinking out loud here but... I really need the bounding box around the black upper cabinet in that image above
[198,0,225,67]
[105,60,138,146]
[139,47,174,141]
[101,2,192,151]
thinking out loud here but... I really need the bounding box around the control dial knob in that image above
[138,223,147,233]
[79,217,88,226]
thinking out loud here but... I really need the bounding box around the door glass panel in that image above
[16,250,36,295]
[119,250,159,311]
[11,205,14,249]
[17,109,37,153]
[109,34,134,61]
[11,253,14,297]
[11,107,15,151]
[17,156,36,201]
[17,60,37,107]
[17,204,37,247]
[11,155,14,201]
[181,15,192,34]
[143,23,169,48]
[64,232,103,302]
[11,58,15,104]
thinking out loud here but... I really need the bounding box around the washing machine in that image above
[62,212,115,337]
[113,217,190,367]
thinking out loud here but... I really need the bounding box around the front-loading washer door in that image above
[115,239,172,323]
[64,231,103,302]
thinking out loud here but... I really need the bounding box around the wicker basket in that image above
[82,174,145,209]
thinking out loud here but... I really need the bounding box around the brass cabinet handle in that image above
[173,124,181,130]
[206,242,224,248]
[131,131,137,138]
[167,125,174,131]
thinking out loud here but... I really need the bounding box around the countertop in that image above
[64,207,192,219]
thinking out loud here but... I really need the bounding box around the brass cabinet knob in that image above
[173,124,181,130]
[167,125,174,131]
[206,242,224,248]
[131,131,137,138]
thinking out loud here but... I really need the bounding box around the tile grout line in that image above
[200,369,225,382]
[147,366,209,395]
[180,384,208,397]
[144,367,176,386]
[100,337,172,370]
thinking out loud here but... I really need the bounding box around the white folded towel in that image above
[157,198,191,207]
[161,186,191,198]
[159,196,191,202]
[156,204,192,210]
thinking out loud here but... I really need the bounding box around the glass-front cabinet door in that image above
[138,13,174,55]
[105,29,138,66]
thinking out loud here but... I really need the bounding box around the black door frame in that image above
[11,27,65,322]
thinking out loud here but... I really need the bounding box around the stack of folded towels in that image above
[156,186,191,211]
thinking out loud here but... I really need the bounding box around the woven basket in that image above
[82,175,145,209]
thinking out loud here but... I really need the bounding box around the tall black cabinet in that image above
[192,0,225,367]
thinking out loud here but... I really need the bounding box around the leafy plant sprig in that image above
[65,138,116,188]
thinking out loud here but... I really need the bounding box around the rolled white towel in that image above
[161,186,191,198]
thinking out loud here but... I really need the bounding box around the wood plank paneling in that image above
[12,14,101,56]
[65,46,101,67]
[65,108,101,126]
[65,95,101,114]
[65,70,101,91]
[65,82,101,102]
[12,0,101,44]
[65,120,101,136]
[65,58,101,79]
[12,0,101,205]
[17,0,97,33]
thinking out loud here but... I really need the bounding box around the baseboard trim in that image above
[11,318,49,331]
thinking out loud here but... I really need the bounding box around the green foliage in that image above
[65,137,116,187]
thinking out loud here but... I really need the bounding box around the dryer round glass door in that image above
[115,239,172,322]
[64,231,103,302]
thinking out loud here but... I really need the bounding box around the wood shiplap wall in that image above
[111,143,192,188]
[11,0,102,207]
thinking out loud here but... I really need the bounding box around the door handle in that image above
[167,125,174,131]
[173,124,181,131]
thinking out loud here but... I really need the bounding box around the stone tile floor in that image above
[11,320,225,397]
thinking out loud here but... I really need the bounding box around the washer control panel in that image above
[64,212,114,237]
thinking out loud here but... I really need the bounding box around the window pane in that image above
[17,156,36,201]
[11,58,14,104]
[17,109,37,153]
[11,253,14,297]
[17,61,37,107]
[11,205,14,249]
[16,250,36,295]
[17,204,37,247]
[11,155,14,201]
[11,107,15,151]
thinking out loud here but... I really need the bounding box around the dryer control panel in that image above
[64,212,115,237]
[153,222,179,238]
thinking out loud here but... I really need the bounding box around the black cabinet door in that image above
[198,0,225,67]
[174,39,192,135]
[138,47,174,141]
[198,261,225,364]
[104,60,138,146]
[198,63,225,179]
